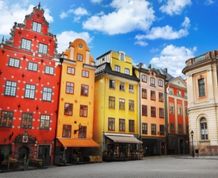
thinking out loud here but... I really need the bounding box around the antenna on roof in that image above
[38,2,41,9]
[1,36,4,44]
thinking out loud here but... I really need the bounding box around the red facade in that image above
[0,5,60,165]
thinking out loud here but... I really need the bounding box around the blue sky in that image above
[0,0,218,76]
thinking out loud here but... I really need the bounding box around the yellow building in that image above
[56,39,98,164]
[94,50,142,161]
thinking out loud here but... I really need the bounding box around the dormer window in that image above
[32,22,41,32]
[124,68,130,75]
[119,52,125,61]
[114,65,120,72]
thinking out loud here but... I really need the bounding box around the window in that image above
[62,125,71,138]
[200,118,208,140]
[32,22,41,32]
[169,104,175,114]
[151,91,156,101]
[169,88,174,95]
[67,67,75,75]
[124,68,130,74]
[114,65,120,72]
[142,105,147,116]
[158,79,163,87]
[159,125,164,135]
[0,111,13,127]
[21,113,33,129]
[108,117,115,131]
[24,84,35,99]
[177,90,182,97]
[178,124,183,134]
[21,39,31,50]
[80,105,88,117]
[151,107,156,117]
[109,80,115,89]
[109,96,115,109]
[119,119,125,131]
[129,84,134,93]
[40,115,50,129]
[142,123,148,134]
[45,66,54,75]
[38,43,48,54]
[28,62,38,71]
[64,103,73,116]
[81,84,89,96]
[142,89,147,99]
[129,120,135,132]
[141,74,147,82]
[42,87,52,101]
[159,92,164,102]
[159,108,164,118]
[66,82,74,94]
[77,54,83,61]
[120,52,125,61]
[82,70,89,78]
[198,78,205,97]
[170,123,175,133]
[8,58,20,68]
[178,105,183,116]
[119,98,125,110]
[129,100,134,111]
[4,81,17,96]
[78,126,87,138]
[151,124,156,135]
[185,106,188,117]
[150,77,155,86]
[119,82,125,91]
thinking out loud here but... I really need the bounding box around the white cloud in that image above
[150,44,197,76]
[205,0,215,5]
[60,7,88,21]
[83,0,155,35]
[134,40,148,47]
[91,0,103,4]
[160,0,191,16]
[56,31,92,53]
[0,1,53,36]
[135,17,190,41]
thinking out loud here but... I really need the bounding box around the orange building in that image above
[137,65,166,155]
[55,39,98,164]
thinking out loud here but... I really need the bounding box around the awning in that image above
[105,134,142,144]
[58,138,99,148]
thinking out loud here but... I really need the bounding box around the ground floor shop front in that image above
[142,137,166,156]
[102,133,143,161]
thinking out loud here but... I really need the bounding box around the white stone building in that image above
[183,50,218,155]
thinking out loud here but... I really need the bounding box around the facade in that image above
[94,51,142,161]
[0,4,60,166]
[55,39,98,164]
[165,76,189,154]
[183,50,218,155]
[138,65,166,155]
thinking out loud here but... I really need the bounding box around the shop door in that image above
[38,145,50,166]
[18,146,30,161]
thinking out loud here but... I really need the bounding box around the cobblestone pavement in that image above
[0,156,218,178]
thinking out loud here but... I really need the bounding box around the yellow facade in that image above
[57,39,97,147]
[94,51,139,150]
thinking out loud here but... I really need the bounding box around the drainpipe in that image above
[164,80,169,155]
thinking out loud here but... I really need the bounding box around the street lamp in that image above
[190,130,195,158]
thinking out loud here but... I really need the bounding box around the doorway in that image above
[38,145,50,166]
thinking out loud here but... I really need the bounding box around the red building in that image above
[0,4,60,166]
[165,75,189,154]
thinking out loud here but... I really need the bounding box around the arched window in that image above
[200,118,208,140]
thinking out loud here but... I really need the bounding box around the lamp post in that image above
[190,130,195,158]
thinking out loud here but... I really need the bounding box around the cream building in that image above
[183,50,218,155]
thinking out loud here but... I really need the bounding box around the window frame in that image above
[4,81,17,97]
[21,38,31,51]
[81,84,89,96]
[108,117,115,131]
[66,82,74,94]
[27,62,38,72]
[32,22,42,32]
[39,115,50,130]
[42,87,52,101]
[0,111,13,128]
[64,103,73,116]
[8,58,20,68]
[24,84,36,99]
[38,43,48,54]
[80,105,88,117]
[21,112,33,129]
